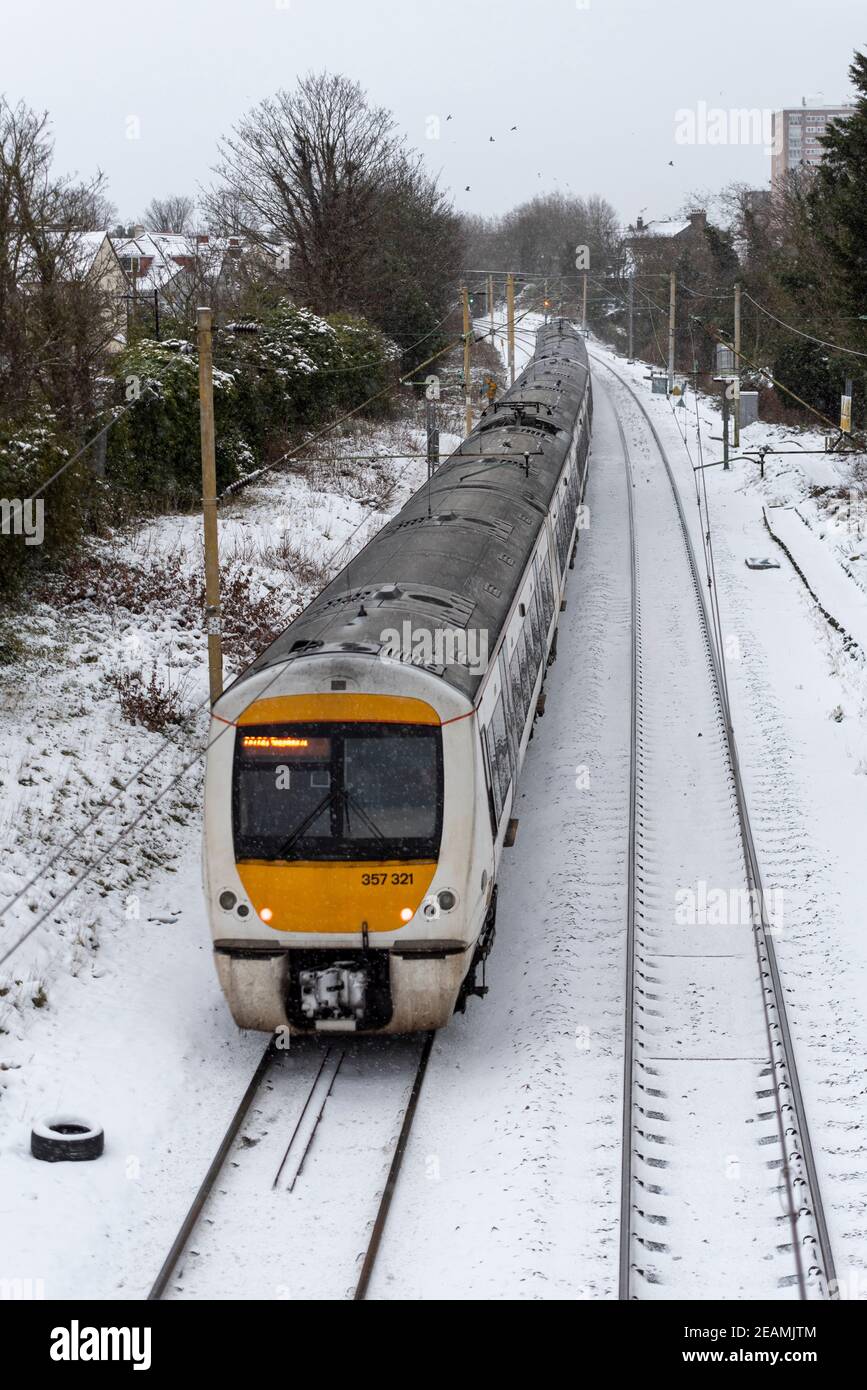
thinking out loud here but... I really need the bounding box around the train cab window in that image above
[233,723,443,862]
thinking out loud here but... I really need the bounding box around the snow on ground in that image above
[587,337,867,1289]
[367,370,632,1299]
[0,410,444,1298]
[3,309,866,1301]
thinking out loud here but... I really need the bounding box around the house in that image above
[109,228,289,321]
[31,229,129,353]
[623,211,708,269]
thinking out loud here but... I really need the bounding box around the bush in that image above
[107,667,187,732]
[105,304,397,510]
[0,409,95,598]
[104,339,244,505]
[773,339,867,428]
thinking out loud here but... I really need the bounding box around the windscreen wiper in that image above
[275,785,339,859]
[343,787,388,843]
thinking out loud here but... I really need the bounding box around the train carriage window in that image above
[481,726,499,831]
[517,627,532,713]
[538,552,555,627]
[564,469,578,531]
[498,649,520,774]
[485,695,511,823]
[508,642,524,731]
[556,508,570,571]
[527,587,543,673]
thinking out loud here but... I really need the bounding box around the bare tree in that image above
[212,72,405,315]
[197,184,249,237]
[0,98,121,428]
[142,193,196,232]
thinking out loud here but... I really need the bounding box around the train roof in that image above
[236,321,590,704]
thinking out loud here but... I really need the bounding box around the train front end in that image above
[203,655,491,1035]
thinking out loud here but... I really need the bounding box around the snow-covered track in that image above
[147,1039,277,1301]
[146,1033,433,1301]
[594,354,837,1302]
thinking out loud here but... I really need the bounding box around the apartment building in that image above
[771,102,854,189]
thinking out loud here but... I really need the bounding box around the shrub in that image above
[0,409,95,598]
[773,339,867,428]
[104,304,397,511]
[107,667,188,733]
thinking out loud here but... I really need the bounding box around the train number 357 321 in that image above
[361,872,414,886]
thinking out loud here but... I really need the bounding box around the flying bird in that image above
[446,114,452,120]
[489,136,495,142]
[668,160,674,166]
[510,125,518,131]
[465,185,471,191]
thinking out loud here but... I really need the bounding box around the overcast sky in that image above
[2,0,864,228]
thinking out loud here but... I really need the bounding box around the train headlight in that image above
[437,889,458,913]
[400,907,413,923]
[259,907,274,923]
[219,890,237,911]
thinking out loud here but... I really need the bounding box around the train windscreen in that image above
[232,723,443,862]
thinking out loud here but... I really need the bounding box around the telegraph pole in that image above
[667,270,676,392]
[197,307,223,703]
[733,280,742,447]
[582,272,588,331]
[506,272,516,386]
[487,272,494,343]
[462,285,473,436]
[627,276,634,362]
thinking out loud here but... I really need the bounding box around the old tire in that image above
[31,1117,104,1163]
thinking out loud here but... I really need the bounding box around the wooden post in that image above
[197,307,223,703]
[487,272,494,342]
[506,272,515,387]
[582,272,588,330]
[462,286,473,436]
[627,275,634,361]
[667,270,676,393]
[733,281,741,447]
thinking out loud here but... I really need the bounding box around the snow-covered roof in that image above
[628,218,692,240]
[110,232,194,291]
[109,229,270,291]
[67,230,112,276]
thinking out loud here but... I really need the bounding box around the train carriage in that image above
[203,320,592,1033]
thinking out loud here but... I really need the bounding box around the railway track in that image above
[593,353,836,1301]
[147,1031,434,1302]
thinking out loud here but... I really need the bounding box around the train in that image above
[202,319,592,1034]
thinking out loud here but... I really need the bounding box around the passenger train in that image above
[202,319,592,1034]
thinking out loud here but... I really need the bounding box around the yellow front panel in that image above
[236,694,441,726]
[236,860,438,934]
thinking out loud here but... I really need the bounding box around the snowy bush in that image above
[0,409,94,599]
[105,303,396,507]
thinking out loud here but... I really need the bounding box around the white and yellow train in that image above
[203,320,592,1034]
